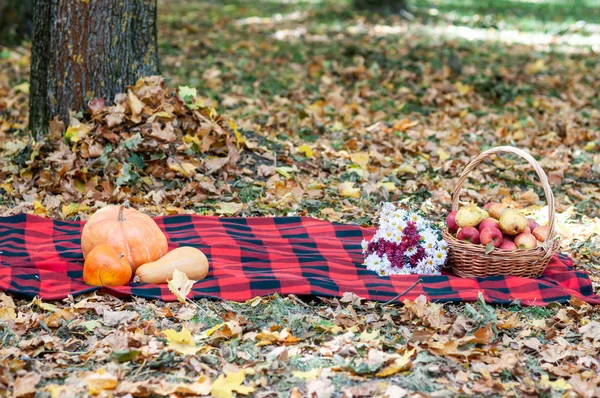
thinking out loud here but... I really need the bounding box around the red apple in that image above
[480,227,503,248]
[527,218,539,232]
[446,211,458,232]
[514,233,537,249]
[523,226,531,234]
[499,240,518,250]
[478,217,500,232]
[484,202,498,210]
[532,225,550,242]
[457,226,480,244]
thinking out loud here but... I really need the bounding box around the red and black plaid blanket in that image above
[0,213,598,306]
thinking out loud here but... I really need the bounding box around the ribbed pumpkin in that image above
[83,244,132,286]
[81,204,168,272]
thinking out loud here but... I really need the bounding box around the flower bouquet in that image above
[362,203,449,276]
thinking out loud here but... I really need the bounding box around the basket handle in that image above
[451,146,556,250]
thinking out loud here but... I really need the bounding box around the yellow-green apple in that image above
[514,233,537,249]
[532,225,550,242]
[480,227,503,247]
[455,205,488,228]
[488,203,509,219]
[446,211,458,232]
[457,226,480,244]
[499,240,517,250]
[499,208,528,236]
[527,218,539,231]
[478,217,499,232]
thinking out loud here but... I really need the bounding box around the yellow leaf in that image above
[359,330,380,342]
[437,148,451,161]
[167,269,196,303]
[216,202,243,215]
[0,182,13,194]
[526,59,547,74]
[85,369,118,395]
[228,119,246,147]
[350,151,370,169]
[584,141,596,152]
[64,123,92,143]
[455,82,473,95]
[395,164,418,175]
[376,182,396,192]
[211,370,255,398]
[201,323,225,338]
[163,327,201,355]
[167,157,197,177]
[183,134,202,148]
[376,349,414,377]
[153,111,174,119]
[0,307,16,320]
[61,203,90,217]
[338,181,361,198]
[276,166,297,179]
[298,144,314,158]
[292,369,320,380]
[127,89,144,116]
[32,297,60,312]
[12,82,30,94]
[33,201,47,216]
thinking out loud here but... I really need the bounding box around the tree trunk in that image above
[0,0,34,44]
[354,0,408,14]
[29,0,160,140]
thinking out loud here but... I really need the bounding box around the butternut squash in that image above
[135,246,209,284]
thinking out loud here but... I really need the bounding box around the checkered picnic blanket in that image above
[0,213,598,306]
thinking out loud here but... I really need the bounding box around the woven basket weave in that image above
[442,146,558,278]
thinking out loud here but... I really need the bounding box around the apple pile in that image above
[446,202,550,251]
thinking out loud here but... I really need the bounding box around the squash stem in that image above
[118,200,130,222]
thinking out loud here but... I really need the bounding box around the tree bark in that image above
[0,0,34,44]
[354,0,408,14]
[29,0,160,140]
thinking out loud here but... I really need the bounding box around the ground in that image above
[0,0,600,396]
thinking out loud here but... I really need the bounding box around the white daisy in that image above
[361,239,369,254]
[432,249,447,266]
[364,253,383,273]
[405,247,418,257]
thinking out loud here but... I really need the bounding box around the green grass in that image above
[415,0,600,33]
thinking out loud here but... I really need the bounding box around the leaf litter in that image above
[1,0,600,396]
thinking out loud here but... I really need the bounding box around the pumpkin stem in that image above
[118,201,130,222]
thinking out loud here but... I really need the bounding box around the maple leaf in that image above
[84,369,118,395]
[211,370,255,398]
[163,327,201,355]
[167,269,196,303]
[215,202,243,215]
[376,348,414,377]
[338,181,361,198]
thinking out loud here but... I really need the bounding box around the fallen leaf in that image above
[163,327,201,355]
[376,348,414,377]
[168,269,197,303]
[13,372,41,397]
[338,181,361,198]
[211,370,255,398]
[85,369,118,395]
[216,202,243,215]
[61,203,90,217]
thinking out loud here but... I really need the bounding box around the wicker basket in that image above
[442,146,559,278]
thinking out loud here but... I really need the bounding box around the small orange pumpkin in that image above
[81,204,168,272]
[83,244,132,286]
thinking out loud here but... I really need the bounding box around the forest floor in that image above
[1,0,600,396]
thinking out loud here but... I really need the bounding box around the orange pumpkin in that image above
[83,244,132,286]
[81,204,168,272]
